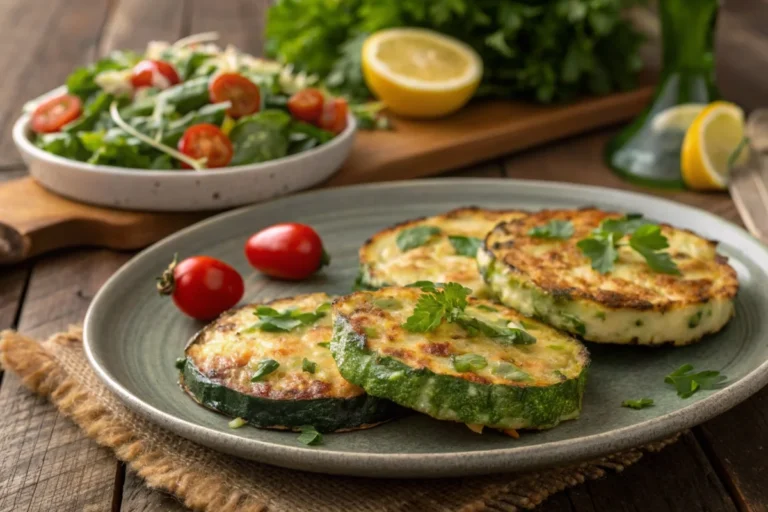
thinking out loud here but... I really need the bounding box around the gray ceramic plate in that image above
[84,179,768,478]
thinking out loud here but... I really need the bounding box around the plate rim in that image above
[83,178,768,477]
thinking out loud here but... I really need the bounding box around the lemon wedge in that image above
[681,101,747,190]
[361,28,482,118]
[651,103,706,133]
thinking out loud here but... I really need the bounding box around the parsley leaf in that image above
[452,353,488,372]
[664,364,727,398]
[396,226,442,252]
[493,362,532,381]
[302,358,316,374]
[402,281,536,345]
[577,233,617,274]
[455,314,536,345]
[621,398,654,409]
[629,225,681,275]
[448,235,483,257]
[373,297,403,310]
[250,359,280,382]
[528,220,574,239]
[476,305,498,312]
[247,304,328,333]
[297,425,323,446]
[578,214,680,275]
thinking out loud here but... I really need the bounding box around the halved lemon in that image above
[681,101,747,190]
[651,103,705,133]
[361,28,482,118]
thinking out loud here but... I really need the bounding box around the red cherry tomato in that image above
[287,88,324,123]
[157,255,244,320]
[318,98,349,134]
[208,73,261,118]
[131,59,181,89]
[245,223,330,280]
[30,94,82,134]
[178,123,233,169]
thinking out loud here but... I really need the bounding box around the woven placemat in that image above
[0,327,681,512]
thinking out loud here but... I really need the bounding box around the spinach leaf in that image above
[83,134,152,168]
[287,121,334,154]
[35,132,89,161]
[63,92,115,133]
[229,110,292,165]
[66,51,139,100]
[160,103,229,147]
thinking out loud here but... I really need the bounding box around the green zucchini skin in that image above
[180,358,399,432]
[331,314,588,431]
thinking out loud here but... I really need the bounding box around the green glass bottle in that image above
[605,0,720,188]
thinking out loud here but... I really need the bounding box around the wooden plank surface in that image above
[0,0,767,511]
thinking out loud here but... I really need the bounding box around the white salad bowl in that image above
[13,109,356,212]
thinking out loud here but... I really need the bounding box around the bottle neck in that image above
[660,0,719,73]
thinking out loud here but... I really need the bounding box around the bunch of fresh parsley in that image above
[403,282,536,345]
[265,0,645,104]
[575,214,681,275]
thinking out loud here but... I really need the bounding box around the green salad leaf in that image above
[229,110,292,165]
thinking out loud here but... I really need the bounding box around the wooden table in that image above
[1,1,767,511]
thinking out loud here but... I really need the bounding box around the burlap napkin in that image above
[0,327,681,512]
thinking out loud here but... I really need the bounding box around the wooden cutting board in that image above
[0,85,652,264]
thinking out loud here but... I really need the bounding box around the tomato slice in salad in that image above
[130,59,181,89]
[318,98,349,134]
[30,94,82,134]
[287,88,324,123]
[209,73,261,118]
[178,124,234,169]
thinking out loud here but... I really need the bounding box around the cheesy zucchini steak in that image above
[180,293,397,432]
[331,287,589,431]
[357,207,527,296]
[478,208,739,346]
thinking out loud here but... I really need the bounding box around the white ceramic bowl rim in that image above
[13,104,356,178]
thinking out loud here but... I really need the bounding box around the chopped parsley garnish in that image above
[561,313,586,336]
[476,304,498,312]
[317,341,331,349]
[250,359,280,382]
[175,357,186,370]
[621,398,654,409]
[396,226,442,252]
[228,417,247,429]
[688,311,703,328]
[373,297,403,310]
[448,235,483,257]
[528,220,574,239]
[452,353,488,372]
[664,364,727,399]
[577,214,680,275]
[302,358,316,374]
[246,303,328,333]
[403,281,536,345]
[297,425,323,445]
[493,362,531,381]
[363,326,378,338]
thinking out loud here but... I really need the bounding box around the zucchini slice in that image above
[358,207,527,296]
[479,208,739,345]
[180,293,398,432]
[331,287,589,431]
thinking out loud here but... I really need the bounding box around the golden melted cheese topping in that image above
[360,207,527,295]
[333,287,588,386]
[486,208,739,310]
[186,293,363,401]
